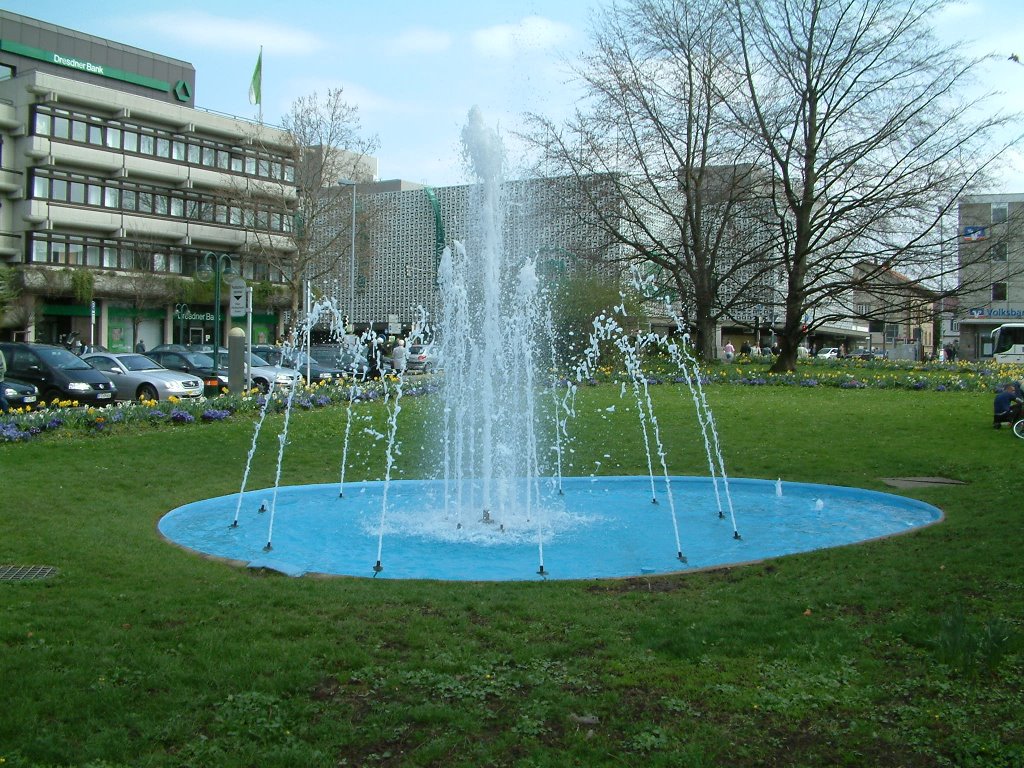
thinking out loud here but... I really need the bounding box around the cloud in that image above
[471,15,576,59]
[129,12,325,55]
[387,28,452,55]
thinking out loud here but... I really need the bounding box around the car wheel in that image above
[137,383,159,402]
[44,388,64,405]
[255,378,270,393]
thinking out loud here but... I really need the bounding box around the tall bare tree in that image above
[728,0,1021,371]
[527,0,778,359]
[244,88,379,324]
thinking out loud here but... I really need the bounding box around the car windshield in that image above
[185,353,215,367]
[120,354,164,371]
[42,347,92,370]
[249,352,271,367]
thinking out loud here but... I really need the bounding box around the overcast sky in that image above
[7,0,1024,190]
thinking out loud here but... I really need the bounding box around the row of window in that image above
[33,105,296,183]
[32,171,294,234]
[27,234,290,284]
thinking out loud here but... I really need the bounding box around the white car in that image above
[817,347,840,359]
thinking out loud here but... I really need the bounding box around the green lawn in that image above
[1,385,1021,767]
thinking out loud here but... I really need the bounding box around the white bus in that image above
[991,323,1024,363]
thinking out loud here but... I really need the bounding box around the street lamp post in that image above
[338,178,357,330]
[198,252,234,372]
[174,303,189,345]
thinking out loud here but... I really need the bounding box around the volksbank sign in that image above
[968,307,1024,319]
[0,39,191,102]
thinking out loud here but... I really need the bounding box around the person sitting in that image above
[993,383,1023,428]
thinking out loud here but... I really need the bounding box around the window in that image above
[123,131,138,152]
[991,242,1008,261]
[69,181,86,204]
[52,116,70,139]
[992,202,1008,224]
[71,120,87,142]
[993,282,1008,301]
[87,124,103,145]
[33,111,51,136]
[32,174,48,199]
[105,127,121,149]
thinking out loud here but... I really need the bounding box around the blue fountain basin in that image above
[158,476,942,581]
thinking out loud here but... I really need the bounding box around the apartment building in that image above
[0,10,297,350]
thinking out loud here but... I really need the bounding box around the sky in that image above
[5,0,1024,190]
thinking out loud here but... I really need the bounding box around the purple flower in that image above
[170,409,195,424]
[201,409,231,422]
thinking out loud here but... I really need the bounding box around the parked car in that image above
[0,342,117,406]
[310,344,371,379]
[3,378,39,409]
[817,347,840,359]
[146,350,228,397]
[406,343,439,373]
[253,345,344,384]
[81,352,204,402]
[187,345,303,392]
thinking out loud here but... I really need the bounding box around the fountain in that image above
[158,109,943,580]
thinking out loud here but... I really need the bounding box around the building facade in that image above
[0,10,297,350]
[957,193,1024,359]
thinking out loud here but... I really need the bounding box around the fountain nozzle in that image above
[229,521,238,529]
[481,509,492,524]
[373,560,384,574]
[733,531,742,540]
[258,503,267,513]
[677,552,687,563]
[263,542,272,551]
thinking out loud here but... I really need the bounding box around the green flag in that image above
[248,48,262,106]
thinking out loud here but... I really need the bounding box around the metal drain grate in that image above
[0,565,59,582]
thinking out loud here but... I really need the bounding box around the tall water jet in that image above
[435,107,548,531]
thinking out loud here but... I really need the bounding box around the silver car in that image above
[190,345,303,392]
[83,352,204,401]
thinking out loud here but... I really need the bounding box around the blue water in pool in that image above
[158,476,942,581]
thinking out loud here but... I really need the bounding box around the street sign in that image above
[229,277,247,317]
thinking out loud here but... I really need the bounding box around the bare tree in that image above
[243,89,379,324]
[728,0,1021,371]
[527,0,778,359]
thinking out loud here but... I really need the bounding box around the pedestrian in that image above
[723,340,735,362]
[391,338,408,374]
[135,338,146,353]
[0,346,9,414]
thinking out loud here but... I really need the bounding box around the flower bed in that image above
[0,376,440,443]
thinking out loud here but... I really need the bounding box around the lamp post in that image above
[337,178,357,330]
[174,303,189,346]
[197,252,234,372]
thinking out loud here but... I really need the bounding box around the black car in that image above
[147,350,229,397]
[0,342,116,406]
[3,378,39,409]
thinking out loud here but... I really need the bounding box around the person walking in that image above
[391,338,408,374]
[135,338,146,353]
[723,340,735,362]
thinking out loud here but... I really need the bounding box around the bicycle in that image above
[1015,419,1024,439]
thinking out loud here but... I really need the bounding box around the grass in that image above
[1,384,1022,767]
